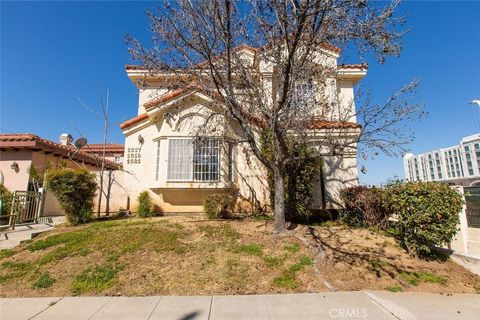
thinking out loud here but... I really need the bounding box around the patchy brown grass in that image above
[0,216,478,297]
[303,224,480,294]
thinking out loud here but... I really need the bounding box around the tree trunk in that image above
[273,165,286,233]
[105,170,112,216]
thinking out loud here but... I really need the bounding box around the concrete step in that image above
[0,223,54,243]
[0,240,21,249]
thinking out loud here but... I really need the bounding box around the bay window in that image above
[167,138,220,181]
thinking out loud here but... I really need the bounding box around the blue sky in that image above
[1,1,479,185]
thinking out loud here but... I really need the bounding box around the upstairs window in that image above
[293,82,316,107]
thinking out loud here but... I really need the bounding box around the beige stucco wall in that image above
[119,94,358,213]
[0,150,32,192]
[120,95,271,213]
[119,48,362,214]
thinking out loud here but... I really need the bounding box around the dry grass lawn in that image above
[0,216,478,297]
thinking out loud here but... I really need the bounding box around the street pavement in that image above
[1,291,479,320]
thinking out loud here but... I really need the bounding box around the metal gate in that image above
[8,190,45,228]
[463,186,480,228]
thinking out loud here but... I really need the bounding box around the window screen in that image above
[167,138,219,181]
[167,139,193,180]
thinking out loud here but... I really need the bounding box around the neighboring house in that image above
[404,133,480,187]
[0,133,120,216]
[82,143,125,164]
[119,44,366,213]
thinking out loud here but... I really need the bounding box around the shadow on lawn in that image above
[305,226,412,280]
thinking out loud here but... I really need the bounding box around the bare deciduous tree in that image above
[126,0,424,233]
[78,90,112,217]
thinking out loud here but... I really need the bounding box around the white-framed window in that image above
[155,141,161,181]
[167,138,220,181]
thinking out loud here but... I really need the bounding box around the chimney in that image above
[59,133,73,146]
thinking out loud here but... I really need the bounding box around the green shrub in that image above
[137,191,153,218]
[284,145,323,223]
[46,168,96,225]
[384,181,463,257]
[260,129,323,223]
[339,186,390,229]
[203,193,234,219]
[0,185,13,224]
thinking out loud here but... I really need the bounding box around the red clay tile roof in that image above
[125,64,142,70]
[338,63,368,70]
[121,82,361,131]
[82,144,125,154]
[0,133,120,169]
[144,87,196,110]
[307,120,361,130]
[119,113,149,130]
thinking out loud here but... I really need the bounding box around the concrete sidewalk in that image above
[1,291,479,320]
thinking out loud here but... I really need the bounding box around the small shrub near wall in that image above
[260,128,323,223]
[285,144,323,223]
[46,168,97,226]
[339,186,390,229]
[0,185,13,224]
[0,185,13,215]
[137,191,153,218]
[384,181,463,257]
[204,193,234,219]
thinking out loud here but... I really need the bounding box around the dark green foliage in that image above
[260,129,322,222]
[384,181,463,257]
[0,185,13,223]
[137,191,153,218]
[285,145,323,223]
[203,193,234,219]
[340,181,464,259]
[46,169,96,225]
[339,186,390,228]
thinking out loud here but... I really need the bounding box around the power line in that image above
[0,127,16,134]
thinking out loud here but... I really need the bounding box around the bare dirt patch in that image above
[300,224,480,293]
[0,216,478,297]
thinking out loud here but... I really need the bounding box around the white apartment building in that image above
[403,134,480,186]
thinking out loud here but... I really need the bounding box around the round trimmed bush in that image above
[46,168,97,225]
[384,181,463,257]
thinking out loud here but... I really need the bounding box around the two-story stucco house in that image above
[119,44,366,214]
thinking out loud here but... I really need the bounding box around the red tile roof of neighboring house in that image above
[82,144,125,154]
[0,133,120,169]
[119,113,149,130]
